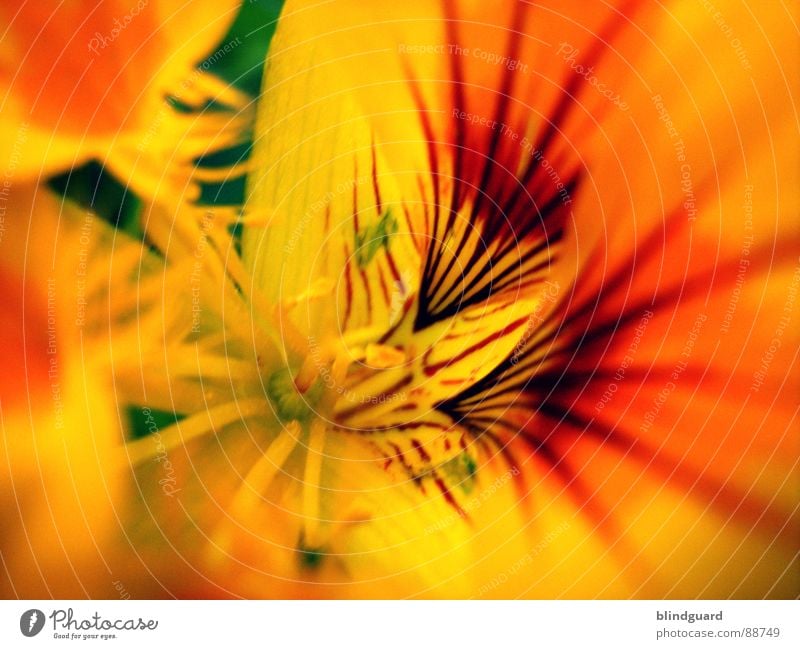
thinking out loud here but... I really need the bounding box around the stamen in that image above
[205,420,303,566]
[282,277,336,309]
[190,69,252,110]
[228,421,302,516]
[190,161,254,183]
[167,356,253,380]
[321,349,353,411]
[302,420,327,549]
[125,398,266,465]
[293,354,322,394]
[322,502,373,543]
[272,302,313,358]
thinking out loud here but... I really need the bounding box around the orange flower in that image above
[2,0,796,599]
[111,0,798,597]
[0,186,132,597]
[0,0,248,210]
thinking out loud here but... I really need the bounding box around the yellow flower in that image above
[114,0,798,598]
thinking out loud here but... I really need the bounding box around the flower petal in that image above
[0,0,246,209]
[0,186,127,597]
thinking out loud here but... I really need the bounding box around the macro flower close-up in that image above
[0,0,797,602]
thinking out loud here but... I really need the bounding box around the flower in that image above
[0,185,138,597]
[109,0,798,598]
[0,0,248,213]
[2,0,797,599]
[0,3,254,593]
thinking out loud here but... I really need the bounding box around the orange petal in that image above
[0,0,242,177]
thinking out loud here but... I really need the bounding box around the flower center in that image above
[266,367,325,423]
